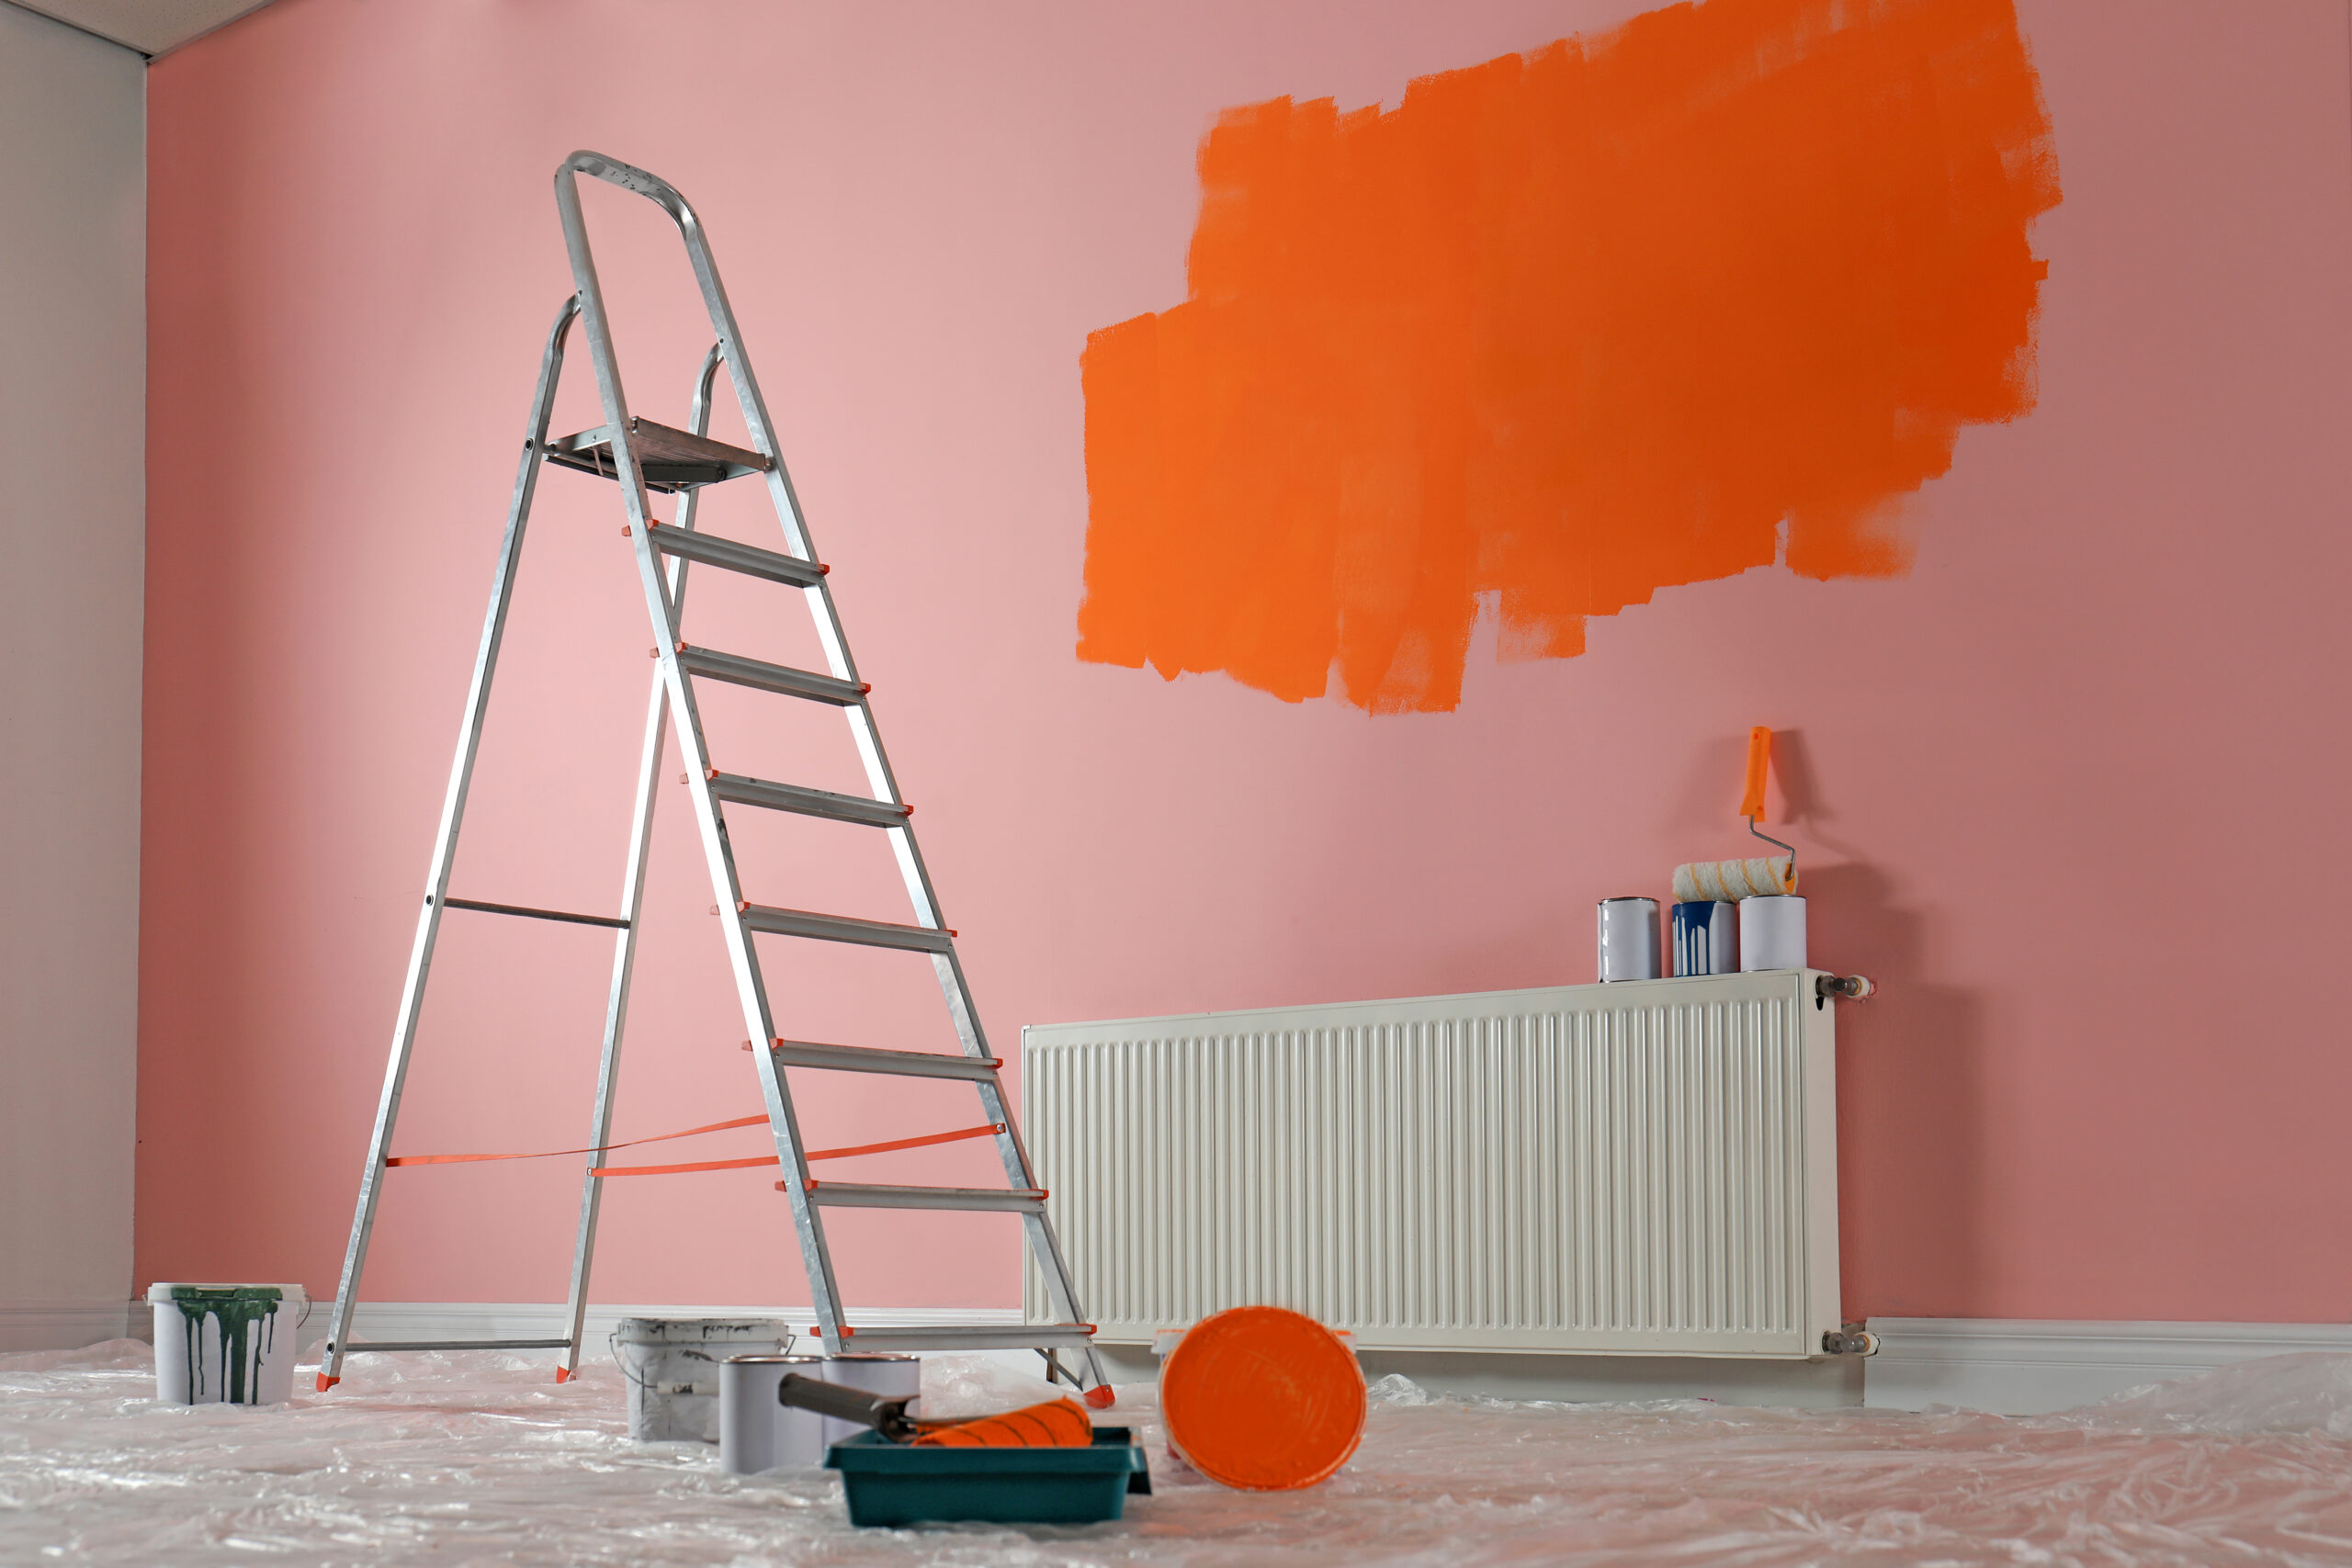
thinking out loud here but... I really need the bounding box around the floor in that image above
[6,1341,2351,1565]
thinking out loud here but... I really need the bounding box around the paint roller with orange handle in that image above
[1671,727,1798,902]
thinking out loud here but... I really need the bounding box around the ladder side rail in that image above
[552,161,853,1346]
[559,344,726,1377]
[322,295,581,1386]
[653,175,1062,1203]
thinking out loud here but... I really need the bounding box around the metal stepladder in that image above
[319,151,1109,1402]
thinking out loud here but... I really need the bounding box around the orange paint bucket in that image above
[1158,1306,1366,1491]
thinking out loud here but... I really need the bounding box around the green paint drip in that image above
[162,1286,281,1403]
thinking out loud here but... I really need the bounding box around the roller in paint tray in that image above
[775,1374,1153,1527]
[1673,727,1799,903]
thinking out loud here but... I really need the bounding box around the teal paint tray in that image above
[824,1427,1151,1527]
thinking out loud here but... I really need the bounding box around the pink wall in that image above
[141,0,2352,1323]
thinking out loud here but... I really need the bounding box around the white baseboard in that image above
[0,1298,137,1353]
[1864,1317,2352,1415]
[57,1300,2339,1417]
[298,1302,1025,1359]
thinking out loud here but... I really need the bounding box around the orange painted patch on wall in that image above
[1077,0,2060,713]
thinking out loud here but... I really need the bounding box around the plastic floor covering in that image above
[6,1340,2352,1565]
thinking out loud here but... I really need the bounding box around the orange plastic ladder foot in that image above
[554,1365,572,1383]
[1084,1383,1116,1410]
[316,1372,339,1393]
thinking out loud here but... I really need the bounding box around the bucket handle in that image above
[607,1330,799,1389]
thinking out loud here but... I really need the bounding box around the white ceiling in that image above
[12,0,280,56]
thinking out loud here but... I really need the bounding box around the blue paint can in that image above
[1672,900,1738,976]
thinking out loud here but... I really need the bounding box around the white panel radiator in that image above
[1023,972,1843,1359]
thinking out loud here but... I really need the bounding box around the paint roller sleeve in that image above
[1672,857,1796,903]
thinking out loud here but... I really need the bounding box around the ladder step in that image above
[800,1180,1046,1213]
[545,417,772,493]
[328,1338,572,1353]
[709,773,910,829]
[438,896,629,931]
[824,1324,1098,1352]
[766,1039,1002,1080]
[677,645,866,705]
[739,904,953,953]
[644,522,826,588]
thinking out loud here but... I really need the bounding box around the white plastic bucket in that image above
[612,1318,789,1441]
[814,1353,920,1448]
[148,1283,306,1405]
[718,1353,828,1474]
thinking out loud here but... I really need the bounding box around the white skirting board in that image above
[3,1301,1025,1359]
[0,1299,138,1353]
[21,1302,2346,1417]
[1864,1317,2352,1415]
[299,1303,1029,1361]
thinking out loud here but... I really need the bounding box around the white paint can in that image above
[1597,897,1660,982]
[815,1353,921,1449]
[612,1318,790,1442]
[1738,894,1808,972]
[718,1353,828,1475]
[148,1283,306,1405]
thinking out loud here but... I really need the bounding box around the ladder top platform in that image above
[546,416,773,492]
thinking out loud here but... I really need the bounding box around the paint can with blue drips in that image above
[1672,900,1738,976]
[148,1282,307,1405]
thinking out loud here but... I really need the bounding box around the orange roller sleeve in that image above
[911,1396,1094,1448]
[1739,727,1772,820]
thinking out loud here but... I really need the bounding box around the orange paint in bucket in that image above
[1159,1306,1366,1491]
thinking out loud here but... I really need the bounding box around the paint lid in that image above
[612,1317,788,1344]
[723,1353,827,1365]
[1159,1305,1366,1491]
[146,1283,307,1305]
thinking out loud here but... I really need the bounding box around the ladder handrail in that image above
[563,150,696,228]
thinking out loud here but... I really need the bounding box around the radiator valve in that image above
[1822,1324,1879,1356]
[1816,974,1874,1001]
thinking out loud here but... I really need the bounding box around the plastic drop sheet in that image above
[6,1341,2352,1565]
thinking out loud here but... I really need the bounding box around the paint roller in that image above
[775,1373,1094,1448]
[1671,727,1798,903]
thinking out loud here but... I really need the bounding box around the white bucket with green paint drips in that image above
[148,1283,306,1405]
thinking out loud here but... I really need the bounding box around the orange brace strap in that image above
[596,1122,1006,1178]
[387,1113,769,1168]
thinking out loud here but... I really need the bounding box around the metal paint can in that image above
[1738,894,1807,972]
[816,1352,922,1449]
[1596,897,1660,983]
[719,1353,828,1475]
[1672,900,1738,976]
